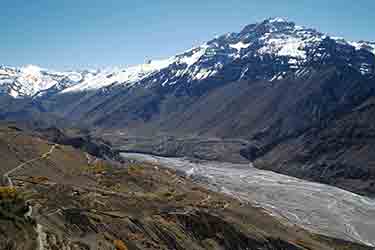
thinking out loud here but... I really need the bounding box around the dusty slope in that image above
[121,153,375,247]
[0,124,371,250]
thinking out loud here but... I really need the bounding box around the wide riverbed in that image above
[121,153,375,247]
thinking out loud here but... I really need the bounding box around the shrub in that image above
[127,164,144,175]
[30,176,49,183]
[0,187,17,199]
[113,239,128,250]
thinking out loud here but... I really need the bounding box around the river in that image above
[121,152,375,247]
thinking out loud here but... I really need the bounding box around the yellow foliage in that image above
[81,161,108,174]
[127,164,144,175]
[30,176,49,183]
[92,162,107,174]
[0,187,17,199]
[113,239,128,250]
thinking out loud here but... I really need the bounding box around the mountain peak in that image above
[239,17,297,37]
[21,64,43,73]
[266,17,289,23]
[1,18,375,98]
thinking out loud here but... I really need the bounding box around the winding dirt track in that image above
[3,144,57,187]
[2,144,57,250]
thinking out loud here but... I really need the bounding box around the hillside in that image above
[0,124,372,249]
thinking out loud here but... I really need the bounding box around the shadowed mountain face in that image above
[0,18,375,196]
[254,96,375,196]
[0,124,371,250]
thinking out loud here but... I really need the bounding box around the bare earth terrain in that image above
[121,153,375,247]
[0,125,372,250]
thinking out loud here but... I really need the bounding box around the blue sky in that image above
[2,0,374,70]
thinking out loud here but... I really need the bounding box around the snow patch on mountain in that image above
[258,26,323,60]
[178,46,207,67]
[230,41,251,51]
[193,68,217,80]
[268,17,287,23]
[349,41,375,55]
[63,45,211,93]
[66,72,83,82]
[62,57,177,93]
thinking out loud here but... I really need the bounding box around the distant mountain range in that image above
[1,17,375,196]
[1,17,374,98]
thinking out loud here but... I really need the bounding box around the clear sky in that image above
[2,0,374,70]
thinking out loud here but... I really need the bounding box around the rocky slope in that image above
[0,124,371,249]
[254,96,375,196]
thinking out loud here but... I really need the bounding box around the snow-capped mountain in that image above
[2,17,374,99]
[61,17,375,92]
[0,65,93,98]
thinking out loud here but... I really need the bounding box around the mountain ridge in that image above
[1,17,374,99]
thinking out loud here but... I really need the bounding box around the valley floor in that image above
[0,125,372,249]
[121,153,375,247]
